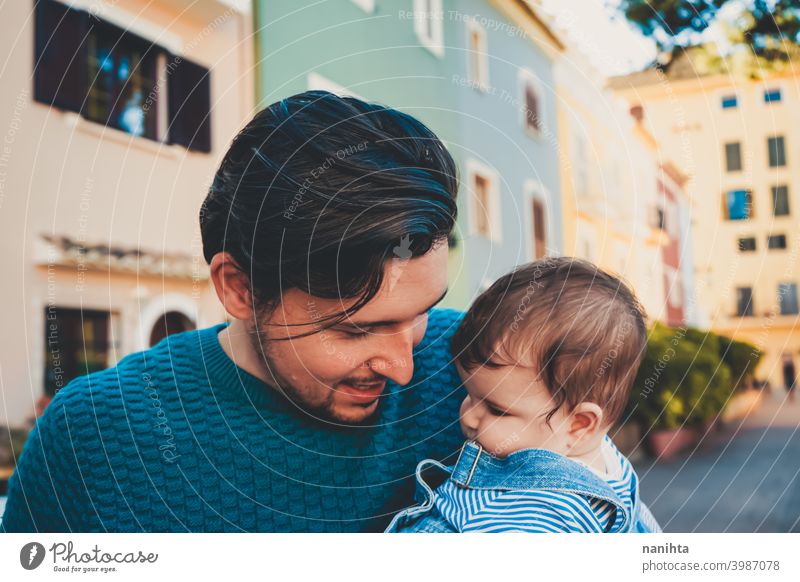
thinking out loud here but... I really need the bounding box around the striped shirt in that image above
[431,435,641,533]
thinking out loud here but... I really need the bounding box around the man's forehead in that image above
[343,247,449,325]
[280,243,449,324]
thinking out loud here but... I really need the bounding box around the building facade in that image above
[0,0,254,429]
[556,49,699,327]
[253,0,564,307]
[612,53,800,389]
[449,0,564,298]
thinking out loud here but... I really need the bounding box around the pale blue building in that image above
[253,0,564,307]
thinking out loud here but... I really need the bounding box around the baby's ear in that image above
[567,402,604,443]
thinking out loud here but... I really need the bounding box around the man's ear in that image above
[209,252,255,320]
[566,402,604,447]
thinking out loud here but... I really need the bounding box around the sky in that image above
[538,0,658,77]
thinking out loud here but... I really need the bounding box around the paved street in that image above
[636,389,800,532]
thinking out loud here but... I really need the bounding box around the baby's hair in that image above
[451,257,648,428]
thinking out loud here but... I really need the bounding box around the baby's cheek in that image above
[481,419,518,457]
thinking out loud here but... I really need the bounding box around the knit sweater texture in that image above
[1,309,465,532]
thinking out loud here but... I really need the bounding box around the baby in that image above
[387,257,662,533]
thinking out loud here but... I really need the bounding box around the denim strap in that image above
[450,440,632,532]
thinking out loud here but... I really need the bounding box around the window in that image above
[736,287,754,317]
[772,185,790,216]
[723,189,753,220]
[724,142,742,172]
[768,136,786,167]
[474,174,491,236]
[779,283,799,315]
[85,20,159,139]
[768,234,787,249]
[44,307,117,396]
[34,0,211,151]
[413,0,444,57]
[738,237,756,252]
[525,180,549,260]
[467,160,501,242]
[466,18,489,91]
[532,199,547,259]
[764,88,782,104]
[721,94,738,109]
[656,207,666,230]
[519,70,543,137]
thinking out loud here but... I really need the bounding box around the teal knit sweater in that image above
[1,309,465,532]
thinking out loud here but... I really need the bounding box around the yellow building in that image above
[556,49,699,327]
[611,50,800,390]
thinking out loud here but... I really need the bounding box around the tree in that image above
[620,0,800,61]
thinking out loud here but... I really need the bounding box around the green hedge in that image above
[625,323,762,431]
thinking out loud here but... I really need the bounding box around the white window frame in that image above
[413,0,444,58]
[465,17,489,92]
[466,159,502,243]
[349,0,375,13]
[518,68,545,139]
[306,72,365,100]
[137,293,198,351]
[155,53,169,142]
[524,179,553,260]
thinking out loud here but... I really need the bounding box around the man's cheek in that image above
[306,328,337,356]
[412,314,429,345]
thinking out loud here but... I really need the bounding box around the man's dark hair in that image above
[451,257,648,428]
[200,90,458,326]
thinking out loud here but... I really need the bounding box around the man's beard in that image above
[246,326,382,425]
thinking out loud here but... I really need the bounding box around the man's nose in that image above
[368,326,416,386]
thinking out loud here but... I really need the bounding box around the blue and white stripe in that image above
[432,436,637,533]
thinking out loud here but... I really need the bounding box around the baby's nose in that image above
[460,397,481,430]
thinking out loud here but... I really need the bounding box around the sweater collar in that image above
[197,321,292,412]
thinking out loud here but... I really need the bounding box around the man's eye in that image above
[340,329,369,339]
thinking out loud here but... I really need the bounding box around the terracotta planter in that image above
[647,427,699,460]
[700,417,717,435]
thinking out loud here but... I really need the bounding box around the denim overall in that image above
[386,440,662,533]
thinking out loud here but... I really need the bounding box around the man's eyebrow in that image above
[340,288,449,329]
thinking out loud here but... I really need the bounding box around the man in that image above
[2,91,466,532]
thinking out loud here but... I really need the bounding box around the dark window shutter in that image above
[167,56,211,152]
[533,199,546,259]
[34,0,88,112]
